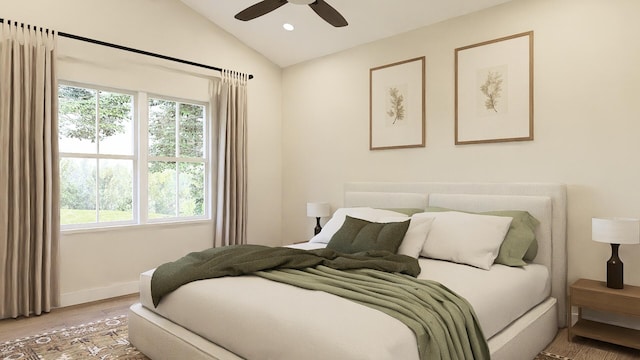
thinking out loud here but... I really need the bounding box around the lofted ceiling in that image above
[180,0,515,68]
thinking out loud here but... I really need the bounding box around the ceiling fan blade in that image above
[308,0,348,27]
[235,0,288,21]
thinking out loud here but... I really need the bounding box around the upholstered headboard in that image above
[343,182,567,327]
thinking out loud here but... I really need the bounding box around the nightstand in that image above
[568,278,640,350]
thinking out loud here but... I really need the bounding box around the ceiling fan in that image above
[235,0,348,27]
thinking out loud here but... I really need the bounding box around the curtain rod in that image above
[0,17,254,80]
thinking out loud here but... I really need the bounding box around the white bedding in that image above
[417,258,549,338]
[130,182,567,360]
[138,243,550,360]
[290,242,551,338]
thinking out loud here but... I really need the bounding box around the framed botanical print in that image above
[455,31,533,145]
[370,56,425,150]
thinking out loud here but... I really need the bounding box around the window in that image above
[59,85,135,226]
[58,83,209,228]
[147,98,206,219]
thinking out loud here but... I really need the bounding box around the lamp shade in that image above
[307,202,330,218]
[592,218,640,245]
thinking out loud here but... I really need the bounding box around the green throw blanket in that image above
[151,244,421,306]
[150,245,489,360]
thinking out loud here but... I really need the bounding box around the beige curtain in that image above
[212,70,248,247]
[0,21,60,319]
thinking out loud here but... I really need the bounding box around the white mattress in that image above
[138,243,550,359]
[289,242,551,338]
[417,258,549,338]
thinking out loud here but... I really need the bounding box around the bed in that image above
[128,182,567,360]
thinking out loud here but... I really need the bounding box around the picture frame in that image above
[455,31,533,145]
[370,56,425,150]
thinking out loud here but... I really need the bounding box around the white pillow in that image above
[421,211,512,270]
[309,207,409,244]
[395,213,435,258]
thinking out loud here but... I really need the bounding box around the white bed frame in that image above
[128,182,567,360]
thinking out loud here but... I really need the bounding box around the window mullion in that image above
[95,158,100,223]
[175,102,180,217]
[95,91,101,223]
[131,93,140,225]
[139,92,149,223]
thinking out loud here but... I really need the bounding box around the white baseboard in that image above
[60,281,139,307]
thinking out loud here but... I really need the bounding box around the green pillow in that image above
[380,208,426,216]
[522,230,538,262]
[425,207,539,266]
[326,215,411,254]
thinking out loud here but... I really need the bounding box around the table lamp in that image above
[307,202,330,235]
[592,217,640,289]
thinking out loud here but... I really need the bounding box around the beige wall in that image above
[4,0,640,306]
[282,0,640,288]
[3,0,284,305]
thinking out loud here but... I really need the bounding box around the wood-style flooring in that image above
[546,327,640,360]
[0,293,138,343]
[1,294,639,359]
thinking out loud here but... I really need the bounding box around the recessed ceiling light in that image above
[283,23,295,31]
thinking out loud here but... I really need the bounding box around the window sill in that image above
[61,218,213,236]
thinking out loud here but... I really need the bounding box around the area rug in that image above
[535,351,573,360]
[0,315,149,360]
[1,315,571,360]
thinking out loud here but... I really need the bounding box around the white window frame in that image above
[58,82,210,230]
[144,93,209,223]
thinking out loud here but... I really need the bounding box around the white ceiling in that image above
[180,0,515,68]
